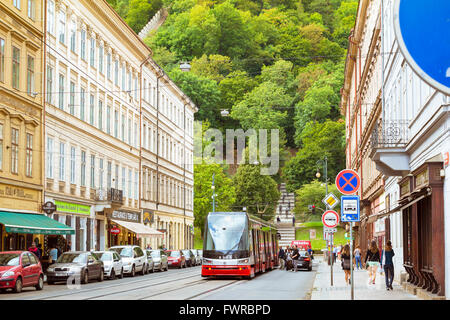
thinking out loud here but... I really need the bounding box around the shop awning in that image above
[111,219,164,238]
[0,211,75,235]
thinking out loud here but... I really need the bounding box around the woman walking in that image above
[381,241,395,290]
[364,241,381,285]
[341,244,352,285]
[354,246,362,270]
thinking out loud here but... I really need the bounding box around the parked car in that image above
[165,250,186,268]
[147,250,168,272]
[190,249,202,266]
[182,250,196,267]
[93,251,123,280]
[109,245,147,276]
[46,251,104,284]
[297,250,313,271]
[0,251,44,293]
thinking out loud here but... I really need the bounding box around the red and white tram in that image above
[201,211,278,279]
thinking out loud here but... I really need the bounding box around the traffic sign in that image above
[324,227,337,233]
[336,169,360,195]
[322,192,339,209]
[341,195,360,222]
[394,0,450,95]
[322,210,339,228]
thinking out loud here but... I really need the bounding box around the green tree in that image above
[283,119,345,192]
[194,163,236,236]
[191,54,233,82]
[233,164,280,221]
[293,180,340,221]
[125,0,162,33]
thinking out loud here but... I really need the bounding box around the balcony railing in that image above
[95,188,124,204]
[370,120,410,149]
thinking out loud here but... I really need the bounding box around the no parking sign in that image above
[335,169,360,195]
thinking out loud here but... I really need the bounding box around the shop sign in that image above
[0,185,37,200]
[142,210,154,224]
[54,200,91,215]
[110,227,121,235]
[109,210,140,223]
[42,201,57,214]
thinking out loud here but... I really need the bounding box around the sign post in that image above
[322,210,339,286]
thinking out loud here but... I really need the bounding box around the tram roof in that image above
[208,211,277,230]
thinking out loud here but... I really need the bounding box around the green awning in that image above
[0,212,75,235]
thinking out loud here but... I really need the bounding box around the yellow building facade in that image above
[0,0,45,250]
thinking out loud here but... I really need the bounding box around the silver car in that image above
[191,249,202,266]
[109,246,147,277]
[147,250,169,272]
[93,251,124,280]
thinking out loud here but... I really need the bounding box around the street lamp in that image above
[179,61,191,72]
[220,109,230,117]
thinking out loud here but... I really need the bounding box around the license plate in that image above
[168,261,172,264]
[56,273,67,277]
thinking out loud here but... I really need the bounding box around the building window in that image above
[0,123,3,170]
[90,37,95,68]
[70,20,76,52]
[134,77,138,100]
[14,0,21,10]
[69,81,75,115]
[47,0,55,34]
[107,161,112,189]
[28,0,35,20]
[11,128,19,174]
[114,110,118,138]
[115,164,119,189]
[27,56,34,96]
[99,158,104,189]
[128,118,131,145]
[26,133,33,177]
[70,146,76,184]
[80,29,86,60]
[46,66,53,104]
[80,150,86,186]
[122,167,125,195]
[121,114,125,142]
[121,65,125,90]
[59,142,65,181]
[134,171,138,200]
[58,74,64,110]
[80,88,85,121]
[98,100,103,131]
[106,105,111,134]
[47,137,53,178]
[0,38,4,82]
[128,169,132,199]
[89,94,95,126]
[90,155,95,188]
[99,45,103,74]
[58,10,66,44]
[106,53,111,80]
[134,122,138,148]
[12,47,20,90]
[114,59,119,86]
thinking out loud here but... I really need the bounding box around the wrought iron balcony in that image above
[95,188,124,204]
[369,119,410,176]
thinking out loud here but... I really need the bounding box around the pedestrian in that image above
[364,240,381,285]
[291,245,300,272]
[278,247,286,270]
[332,245,338,263]
[381,240,395,290]
[341,244,352,285]
[49,245,58,264]
[285,248,292,270]
[354,246,362,270]
[28,242,40,259]
[307,246,313,259]
[66,240,72,252]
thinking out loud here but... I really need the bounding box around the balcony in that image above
[95,188,124,204]
[369,120,410,176]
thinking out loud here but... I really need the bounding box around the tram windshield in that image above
[204,213,249,259]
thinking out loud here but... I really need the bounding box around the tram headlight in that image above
[203,258,212,264]
[238,259,249,264]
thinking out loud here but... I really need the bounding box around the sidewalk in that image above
[310,257,419,300]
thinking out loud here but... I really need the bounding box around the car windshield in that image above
[0,253,20,266]
[150,251,159,258]
[299,251,308,257]
[204,213,249,259]
[57,253,87,264]
[168,251,180,257]
[182,251,190,256]
[94,252,112,262]
[110,247,133,257]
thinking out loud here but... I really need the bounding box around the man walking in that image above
[291,245,300,272]
[354,246,362,270]
[278,247,286,269]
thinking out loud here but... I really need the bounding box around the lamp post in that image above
[316,156,333,286]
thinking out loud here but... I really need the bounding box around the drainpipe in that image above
[42,0,47,214]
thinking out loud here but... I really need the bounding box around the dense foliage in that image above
[111,0,358,221]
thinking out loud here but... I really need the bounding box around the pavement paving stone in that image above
[311,257,420,300]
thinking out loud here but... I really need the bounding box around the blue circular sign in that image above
[335,169,360,195]
[394,0,450,94]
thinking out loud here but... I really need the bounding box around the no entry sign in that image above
[322,210,339,228]
[335,169,360,195]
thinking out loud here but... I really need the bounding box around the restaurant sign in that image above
[109,210,140,223]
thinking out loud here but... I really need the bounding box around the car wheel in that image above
[119,268,124,279]
[13,277,23,293]
[140,264,146,276]
[35,275,44,291]
[99,269,104,282]
[110,269,116,280]
[131,265,136,277]
[82,271,89,284]
[150,265,155,273]
[165,264,169,271]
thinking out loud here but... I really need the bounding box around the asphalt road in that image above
[0,261,318,300]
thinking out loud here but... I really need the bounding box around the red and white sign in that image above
[322,210,339,228]
[291,240,311,249]
[110,227,121,235]
[335,169,361,195]
[444,151,449,167]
